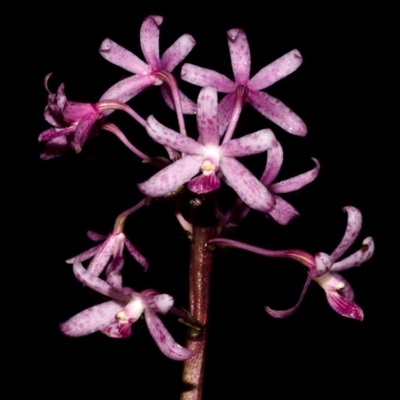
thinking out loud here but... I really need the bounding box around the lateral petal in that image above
[248,49,303,91]
[218,92,236,136]
[161,34,196,71]
[260,140,283,185]
[248,90,307,136]
[219,129,275,157]
[267,196,299,225]
[160,85,197,114]
[330,206,363,262]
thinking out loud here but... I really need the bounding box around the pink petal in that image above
[151,294,174,314]
[86,235,116,276]
[146,116,204,154]
[220,157,275,212]
[44,106,61,127]
[266,273,313,318]
[326,291,364,320]
[267,195,299,225]
[62,102,97,122]
[124,237,149,271]
[227,29,251,84]
[260,140,284,185]
[247,90,307,136]
[161,34,196,71]
[181,64,236,93]
[219,129,275,157]
[160,85,197,114]
[270,158,320,193]
[99,38,149,75]
[144,309,193,360]
[331,237,374,272]
[218,92,236,136]
[140,15,163,68]
[330,206,363,262]
[65,242,104,264]
[72,111,100,150]
[138,155,203,197]
[73,258,130,302]
[87,230,107,241]
[40,136,70,160]
[100,74,156,104]
[60,301,124,337]
[38,126,76,142]
[248,49,303,91]
[197,87,219,146]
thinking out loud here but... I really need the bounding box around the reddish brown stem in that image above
[180,197,216,400]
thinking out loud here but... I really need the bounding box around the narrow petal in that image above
[330,206,362,262]
[218,92,236,136]
[140,15,163,68]
[270,158,320,193]
[40,136,70,160]
[197,87,219,146]
[86,235,116,276]
[146,116,204,154]
[220,157,275,212]
[267,195,299,225]
[124,237,149,271]
[44,106,62,127]
[73,112,99,150]
[331,237,374,272]
[99,38,149,75]
[138,155,203,197]
[60,301,124,337]
[181,64,236,93]
[160,85,197,114]
[260,140,283,185]
[248,49,303,91]
[227,29,251,84]
[100,74,156,104]
[38,126,76,142]
[266,273,313,318]
[65,242,104,264]
[62,102,98,122]
[219,129,275,157]
[326,292,364,320]
[161,34,196,71]
[87,230,107,241]
[144,309,193,360]
[248,90,307,136]
[73,258,130,302]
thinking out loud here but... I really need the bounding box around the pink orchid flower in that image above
[99,15,196,116]
[38,74,102,159]
[210,207,374,320]
[138,86,277,213]
[60,259,193,361]
[181,29,306,138]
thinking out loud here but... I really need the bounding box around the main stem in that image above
[180,196,217,400]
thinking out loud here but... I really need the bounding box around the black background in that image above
[16,2,394,398]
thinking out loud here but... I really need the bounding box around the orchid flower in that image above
[39,74,149,159]
[224,140,320,226]
[99,15,196,135]
[181,29,306,141]
[60,259,193,361]
[66,200,148,287]
[138,86,278,213]
[210,207,374,320]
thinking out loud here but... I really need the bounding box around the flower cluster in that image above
[39,15,374,366]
